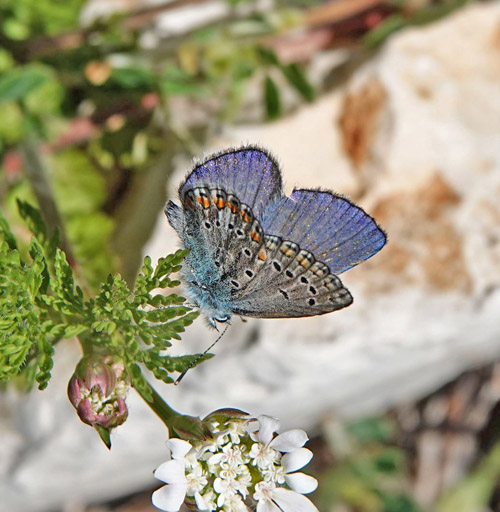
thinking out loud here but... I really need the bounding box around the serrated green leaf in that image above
[154,353,213,372]
[0,212,18,250]
[145,306,191,323]
[147,294,186,307]
[64,324,88,338]
[17,199,47,244]
[53,248,80,306]
[91,321,109,333]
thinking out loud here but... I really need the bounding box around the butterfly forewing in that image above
[261,189,386,274]
[180,147,282,218]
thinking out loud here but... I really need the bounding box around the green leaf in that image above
[147,294,186,308]
[35,338,54,389]
[362,15,406,48]
[264,75,281,120]
[379,493,418,512]
[435,440,500,512]
[347,417,393,443]
[0,210,18,250]
[95,425,112,449]
[281,63,315,102]
[0,66,50,104]
[17,199,47,244]
[110,67,155,89]
[158,353,213,372]
[257,46,280,66]
[64,324,88,338]
[28,238,50,294]
[203,408,250,424]
[145,306,191,323]
[161,65,208,97]
[141,255,153,278]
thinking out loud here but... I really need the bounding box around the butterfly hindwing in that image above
[229,232,353,318]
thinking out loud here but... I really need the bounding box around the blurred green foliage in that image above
[315,417,420,512]
[0,0,317,288]
[0,0,469,288]
[2,0,85,38]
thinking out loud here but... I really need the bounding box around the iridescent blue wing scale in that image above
[260,189,386,274]
[180,147,282,217]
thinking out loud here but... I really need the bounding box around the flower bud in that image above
[68,355,130,429]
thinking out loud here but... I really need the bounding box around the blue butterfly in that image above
[166,146,386,328]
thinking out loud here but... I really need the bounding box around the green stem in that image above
[131,367,206,441]
[18,137,74,261]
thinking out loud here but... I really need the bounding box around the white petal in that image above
[256,415,280,445]
[166,438,192,459]
[256,499,282,512]
[154,460,187,485]
[207,452,224,466]
[282,448,313,473]
[272,488,319,512]
[152,483,188,511]
[285,473,318,494]
[270,429,308,452]
[194,491,208,511]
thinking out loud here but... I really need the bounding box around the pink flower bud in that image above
[68,355,130,429]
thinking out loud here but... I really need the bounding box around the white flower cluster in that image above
[152,414,319,512]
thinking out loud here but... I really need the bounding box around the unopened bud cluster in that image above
[68,355,130,429]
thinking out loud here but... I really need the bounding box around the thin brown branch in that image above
[305,0,389,28]
[27,0,211,57]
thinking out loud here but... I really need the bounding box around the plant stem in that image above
[19,137,74,261]
[133,373,206,441]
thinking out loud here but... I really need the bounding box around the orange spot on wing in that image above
[258,250,266,261]
[281,246,296,257]
[251,231,261,243]
[197,196,210,208]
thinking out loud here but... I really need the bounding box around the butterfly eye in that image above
[214,314,230,323]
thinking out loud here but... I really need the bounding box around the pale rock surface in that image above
[2,3,500,511]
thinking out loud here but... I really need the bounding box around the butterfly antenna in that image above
[174,323,230,385]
